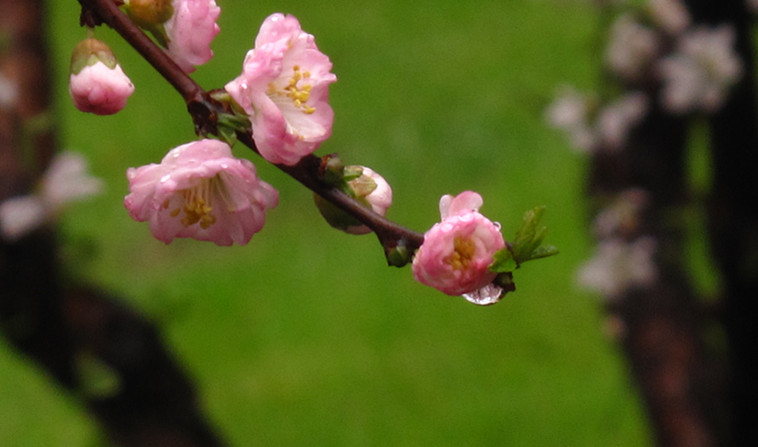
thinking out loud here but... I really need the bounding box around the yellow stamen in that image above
[172,176,221,229]
[273,65,317,115]
[445,237,476,270]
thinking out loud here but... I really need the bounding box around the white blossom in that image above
[545,86,596,153]
[658,26,743,113]
[0,73,18,109]
[606,14,659,80]
[596,92,648,151]
[0,152,104,241]
[593,188,649,238]
[577,236,658,299]
[547,88,648,153]
[648,0,690,35]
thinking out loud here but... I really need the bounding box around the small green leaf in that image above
[490,206,558,272]
[490,247,518,273]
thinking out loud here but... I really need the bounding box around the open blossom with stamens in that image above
[1,152,104,241]
[412,192,506,301]
[225,13,337,166]
[164,0,221,73]
[124,139,278,246]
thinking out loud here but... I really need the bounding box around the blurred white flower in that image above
[658,25,743,113]
[0,73,18,109]
[0,151,104,241]
[606,14,659,80]
[593,188,649,239]
[596,92,649,151]
[577,236,658,299]
[547,87,648,153]
[648,0,690,35]
[545,86,596,153]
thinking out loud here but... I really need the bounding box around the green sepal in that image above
[70,38,118,74]
[386,241,411,267]
[207,90,252,146]
[490,206,558,273]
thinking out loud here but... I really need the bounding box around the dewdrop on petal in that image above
[412,192,506,302]
[69,38,134,115]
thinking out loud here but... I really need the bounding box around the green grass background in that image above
[1,0,652,445]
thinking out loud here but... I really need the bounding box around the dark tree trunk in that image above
[684,1,758,445]
[1,1,225,445]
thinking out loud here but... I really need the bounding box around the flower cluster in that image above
[124,13,339,246]
[547,0,743,152]
[546,87,648,153]
[412,192,506,305]
[658,26,743,113]
[576,189,658,299]
[66,5,554,302]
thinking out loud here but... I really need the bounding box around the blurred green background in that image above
[1,0,651,445]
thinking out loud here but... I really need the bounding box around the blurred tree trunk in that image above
[0,1,224,445]
[591,1,758,445]
[590,106,723,447]
[685,1,758,445]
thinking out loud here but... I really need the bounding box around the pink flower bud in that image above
[69,38,134,115]
[164,0,221,73]
[124,139,278,246]
[313,166,392,235]
[225,13,337,166]
[412,192,506,297]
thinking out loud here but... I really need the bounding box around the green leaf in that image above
[489,206,558,273]
[490,247,518,273]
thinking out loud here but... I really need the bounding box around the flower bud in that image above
[314,166,393,235]
[124,0,174,29]
[69,38,135,115]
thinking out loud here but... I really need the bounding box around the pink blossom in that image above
[412,192,506,298]
[225,13,337,166]
[164,0,221,73]
[124,139,278,246]
[69,60,134,115]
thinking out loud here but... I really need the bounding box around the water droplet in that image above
[462,283,504,306]
[160,174,171,183]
